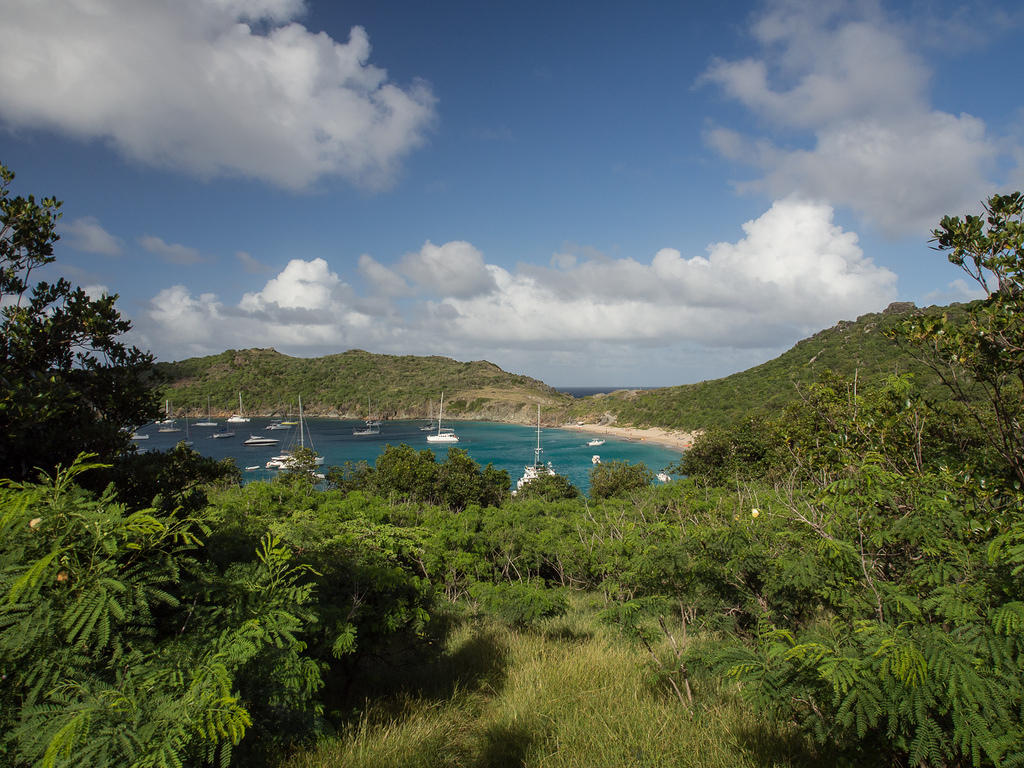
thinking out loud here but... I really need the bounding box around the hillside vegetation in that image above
[566,301,967,430]
[157,302,965,432]
[155,348,572,422]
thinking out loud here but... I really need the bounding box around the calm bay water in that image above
[132,418,681,493]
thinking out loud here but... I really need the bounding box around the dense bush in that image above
[327,444,509,511]
[0,457,321,767]
[588,460,654,499]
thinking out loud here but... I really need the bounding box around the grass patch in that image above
[281,599,827,768]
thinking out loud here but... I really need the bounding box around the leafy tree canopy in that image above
[0,163,157,481]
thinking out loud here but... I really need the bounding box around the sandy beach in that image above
[560,423,701,453]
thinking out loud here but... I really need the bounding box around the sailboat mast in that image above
[299,396,304,449]
[534,404,543,466]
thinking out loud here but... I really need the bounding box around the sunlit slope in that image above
[155,348,572,421]
[566,302,966,430]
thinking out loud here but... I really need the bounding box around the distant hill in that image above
[156,302,967,430]
[564,302,967,430]
[155,348,572,422]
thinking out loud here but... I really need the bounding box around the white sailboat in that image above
[227,393,250,423]
[516,405,555,492]
[195,395,217,427]
[353,396,380,436]
[156,399,175,425]
[267,396,325,469]
[426,392,459,444]
[157,401,180,433]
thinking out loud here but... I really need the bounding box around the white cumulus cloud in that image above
[399,241,497,298]
[240,258,341,311]
[138,200,897,378]
[437,199,895,348]
[699,2,1005,236]
[0,0,436,190]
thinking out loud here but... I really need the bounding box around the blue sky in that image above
[3,0,1022,386]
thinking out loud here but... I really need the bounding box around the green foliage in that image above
[332,444,510,512]
[589,460,654,499]
[0,164,157,481]
[279,447,324,486]
[679,192,1024,766]
[103,442,241,515]
[675,416,787,486]
[0,456,320,768]
[718,461,1024,766]
[512,471,580,501]
[467,580,568,628]
[201,480,436,708]
[565,303,958,431]
[896,191,1024,486]
[154,348,570,421]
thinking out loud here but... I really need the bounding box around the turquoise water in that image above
[132,418,681,493]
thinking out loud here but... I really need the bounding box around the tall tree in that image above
[897,191,1024,485]
[0,164,157,480]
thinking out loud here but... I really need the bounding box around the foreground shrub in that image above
[0,456,320,767]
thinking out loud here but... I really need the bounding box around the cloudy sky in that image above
[2,0,1021,386]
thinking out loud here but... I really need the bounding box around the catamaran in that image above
[515,405,555,492]
[426,392,459,443]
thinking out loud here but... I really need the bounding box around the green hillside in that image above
[155,348,572,421]
[566,302,967,430]
[157,302,969,430]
